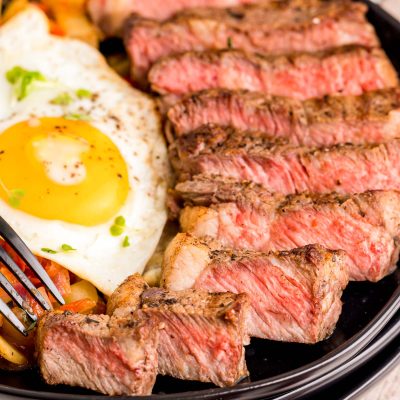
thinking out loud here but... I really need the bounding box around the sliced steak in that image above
[172,126,400,196]
[149,46,398,101]
[36,312,159,396]
[166,88,400,146]
[87,0,260,37]
[176,177,400,281]
[162,233,349,342]
[108,274,249,387]
[126,1,378,84]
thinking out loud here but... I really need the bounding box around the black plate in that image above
[272,310,400,400]
[299,311,400,400]
[0,1,400,399]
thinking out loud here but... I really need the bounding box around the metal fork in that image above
[0,216,65,336]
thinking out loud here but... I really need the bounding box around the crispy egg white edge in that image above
[0,7,170,296]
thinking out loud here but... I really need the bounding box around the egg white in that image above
[0,7,169,295]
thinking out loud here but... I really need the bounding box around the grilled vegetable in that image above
[65,280,98,304]
[41,0,102,46]
[0,334,28,365]
[59,298,97,314]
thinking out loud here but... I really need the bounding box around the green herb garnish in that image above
[61,244,76,252]
[110,216,126,237]
[26,320,37,332]
[76,88,92,99]
[8,189,25,208]
[122,236,130,248]
[115,216,126,226]
[40,244,76,254]
[6,66,25,84]
[41,248,57,254]
[64,113,92,121]
[227,37,233,49]
[110,225,124,236]
[51,92,73,106]
[6,66,47,101]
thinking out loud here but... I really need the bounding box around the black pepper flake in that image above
[124,320,138,329]
[85,317,100,324]
[162,298,178,305]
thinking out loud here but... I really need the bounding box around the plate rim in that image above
[0,1,399,399]
[268,311,400,400]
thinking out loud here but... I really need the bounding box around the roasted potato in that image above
[44,0,102,46]
[1,0,29,24]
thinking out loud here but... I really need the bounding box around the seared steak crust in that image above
[149,46,398,100]
[126,1,378,84]
[108,274,250,387]
[167,88,400,145]
[36,312,159,396]
[175,175,269,206]
[88,0,260,37]
[107,273,148,317]
[176,177,400,281]
[162,234,349,342]
[172,124,291,162]
[172,127,400,196]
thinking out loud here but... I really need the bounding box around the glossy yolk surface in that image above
[0,117,129,226]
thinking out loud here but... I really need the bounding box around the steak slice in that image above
[166,88,400,146]
[126,1,378,84]
[172,126,400,196]
[176,177,400,281]
[162,233,349,342]
[108,274,249,387]
[149,46,398,101]
[87,0,260,37]
[36,312,159,396]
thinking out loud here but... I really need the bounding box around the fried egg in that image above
[0,7,169,295]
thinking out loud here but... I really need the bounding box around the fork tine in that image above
[0,298,27,336]
[0,217,64,306]
[0,246,51,311]
[0,271,37,321]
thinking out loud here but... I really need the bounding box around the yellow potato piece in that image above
[65,280,99,304]
[1,0,29,24]
[0,334,28,365]
[1,308,33,347]
[143,266,162,287]
[42,0,101,46]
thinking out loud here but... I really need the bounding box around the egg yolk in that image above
[0,117,129,226]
